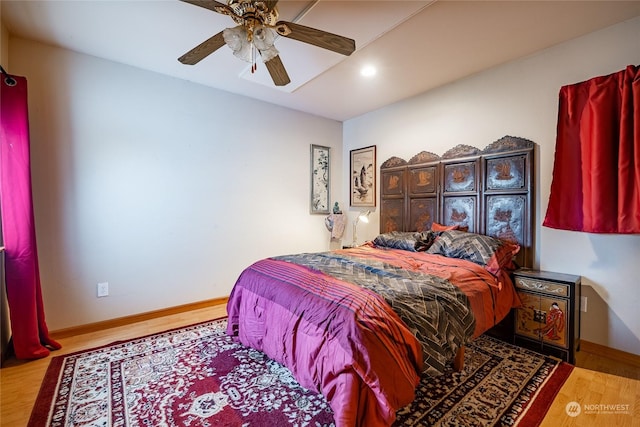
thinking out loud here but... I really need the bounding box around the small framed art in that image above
[350,145,376,207]
[310,144,330,214]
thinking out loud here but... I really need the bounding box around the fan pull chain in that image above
[251,42,257,73]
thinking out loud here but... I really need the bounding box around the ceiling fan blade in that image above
[180,0,234,16]
[264,55,291,86]
[178,31,226,65]
[275,21,355,56]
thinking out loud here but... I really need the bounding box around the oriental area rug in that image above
[29,318,572,427]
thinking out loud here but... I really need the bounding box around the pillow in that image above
[373,232,419,251]
[431,222,469,232]
[426,230,520,275]
[373,231,437,252]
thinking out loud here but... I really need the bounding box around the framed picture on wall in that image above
[350,145,376,207]
[310,144,330,214]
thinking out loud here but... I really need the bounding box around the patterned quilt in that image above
[226,245,517,427]
[274,251,476,375]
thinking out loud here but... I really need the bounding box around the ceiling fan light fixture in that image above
[223,26,253,63]
[223,25,279,65]
[254,26,279,62]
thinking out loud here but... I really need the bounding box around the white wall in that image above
[8,37,344,330]
[343,17,640,355]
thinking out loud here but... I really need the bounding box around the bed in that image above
[227,136,535,426]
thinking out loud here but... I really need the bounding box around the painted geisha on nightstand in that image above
[516,294,567,349]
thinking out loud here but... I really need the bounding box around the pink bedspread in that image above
[226,247,518,426]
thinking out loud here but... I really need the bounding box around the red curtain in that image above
[543,65,640,233]
[0,73,61,359]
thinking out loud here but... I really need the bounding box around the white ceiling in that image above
[2,0,639,121]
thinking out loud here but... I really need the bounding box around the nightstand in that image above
[513,269,581,364]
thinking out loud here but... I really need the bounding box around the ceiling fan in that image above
[178,0,356,86]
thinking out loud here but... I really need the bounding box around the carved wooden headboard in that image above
[380,135,535,269]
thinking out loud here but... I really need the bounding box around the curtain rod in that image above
[0,65,17,86]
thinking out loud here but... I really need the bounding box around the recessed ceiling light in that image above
[360,65,377,78]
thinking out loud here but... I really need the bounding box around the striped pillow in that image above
[373,231,438,252]
[373,232,420,251]
[426,230,519,275]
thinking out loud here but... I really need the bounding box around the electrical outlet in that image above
[97,282,109,297]
[580,296,587,312]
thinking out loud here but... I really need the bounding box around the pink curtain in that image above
[543,65,640,233]
[1,73,61,359]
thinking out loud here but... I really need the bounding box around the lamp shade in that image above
[352,210,372,246]
[223,26,252,62]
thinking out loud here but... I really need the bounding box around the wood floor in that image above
[1,304,639,427]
